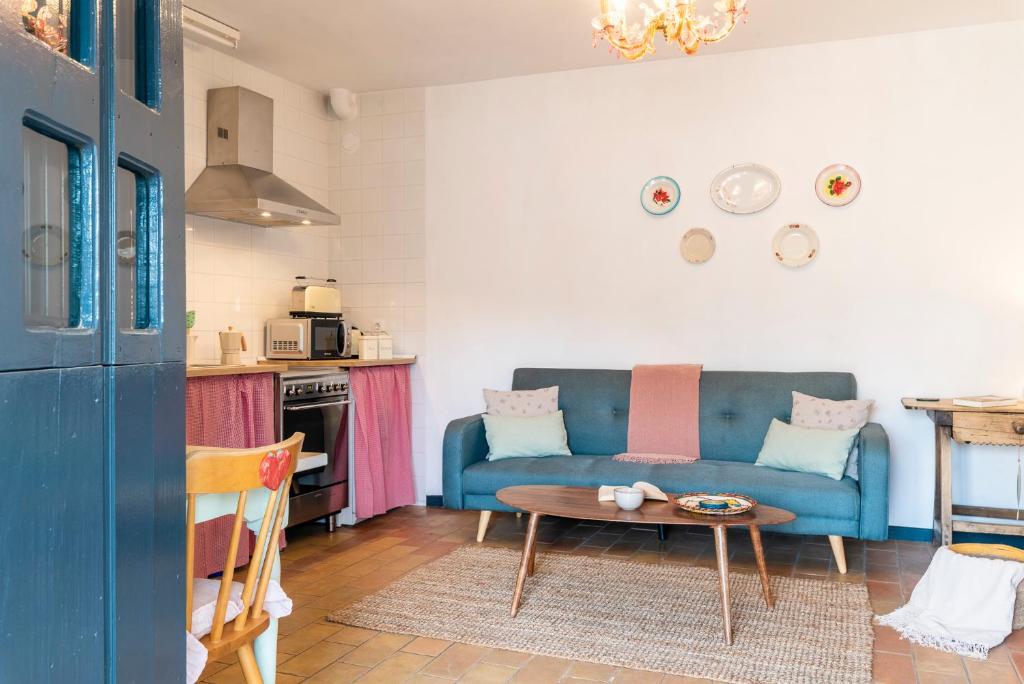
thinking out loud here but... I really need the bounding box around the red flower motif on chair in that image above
[259,449,292,490]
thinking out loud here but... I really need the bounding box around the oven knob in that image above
[285,387,295,397]
[332,383,341,391]
[318,384,327,393]
[295,387,304,395]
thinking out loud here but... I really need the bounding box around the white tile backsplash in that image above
[326,87,428,502]
[184,38,338,365]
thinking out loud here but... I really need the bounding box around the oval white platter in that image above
[640,176,681,216]
[815,163,861,206]
[710,163,781,214]
[772,224,819,268]
[680,228,715,264]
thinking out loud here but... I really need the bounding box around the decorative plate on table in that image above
[772,223,819,268]
[710,163,781,214]
[815,164,861,206]
[640,176,681,216]
[680,228,716,264]
[674,493,757,516]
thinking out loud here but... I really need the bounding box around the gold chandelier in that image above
[592,0,749,61]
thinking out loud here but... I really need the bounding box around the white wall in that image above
[183,38,339,363]
[424,21,1024,528]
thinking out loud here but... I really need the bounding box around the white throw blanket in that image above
[185,579,293,684]
[877,546,1024,658]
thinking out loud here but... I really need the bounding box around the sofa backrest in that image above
[512,368,857,462]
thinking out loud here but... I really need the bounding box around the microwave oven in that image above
[265,317,352,360]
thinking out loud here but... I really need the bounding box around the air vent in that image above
[272,340,299,352]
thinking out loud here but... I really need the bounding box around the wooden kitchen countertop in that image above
[258,356,416,370]
[902,398,1024,413]
[186,362,289,378]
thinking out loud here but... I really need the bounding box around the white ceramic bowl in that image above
[613,486,644,511]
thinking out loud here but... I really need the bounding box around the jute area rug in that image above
[329,546,873,684]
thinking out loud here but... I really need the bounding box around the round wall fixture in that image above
[341,131,361,153]
[772,224,819,268]
[680,228,716,264]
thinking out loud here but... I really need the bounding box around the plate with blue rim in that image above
[641,176,681,216]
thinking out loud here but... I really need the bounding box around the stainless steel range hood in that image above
[185,86,338,227]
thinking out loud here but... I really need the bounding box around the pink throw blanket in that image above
[350,365,416,517]
[613,364,702,464]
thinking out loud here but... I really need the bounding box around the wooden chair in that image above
[186,433,304,684]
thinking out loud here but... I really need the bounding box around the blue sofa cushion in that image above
[512,368,857,463]
[462,456,860,521]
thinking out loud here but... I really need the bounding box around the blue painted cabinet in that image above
[0,1,185,682]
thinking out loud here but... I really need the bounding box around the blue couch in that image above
[442,368,890,573]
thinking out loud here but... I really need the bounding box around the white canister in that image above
[358,334,379,360]
[376,332,393,360]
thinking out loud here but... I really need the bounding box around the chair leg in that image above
[828,535,847,574]
[476,510,492,542]
[237,643,264,684]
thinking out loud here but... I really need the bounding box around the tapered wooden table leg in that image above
[511,512,541,617]
[749,524,773,608]
[713,525,733,645]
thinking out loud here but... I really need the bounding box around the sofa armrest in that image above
[857,422,890,541]
[442,414,488,510]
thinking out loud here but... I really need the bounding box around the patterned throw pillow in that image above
[483,386,559,417]
[790,391,874,480]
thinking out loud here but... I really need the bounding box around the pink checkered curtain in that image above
[350,365,415,517]
[185,373,277,577]
[186,374,276,448]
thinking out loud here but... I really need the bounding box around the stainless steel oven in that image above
[281,369,350,530]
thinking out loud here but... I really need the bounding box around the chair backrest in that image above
[512,368,856,461]
[184,432,304,644]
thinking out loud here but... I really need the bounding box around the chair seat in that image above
[463,455,861,520]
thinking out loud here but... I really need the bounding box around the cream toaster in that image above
[290,276,341,315]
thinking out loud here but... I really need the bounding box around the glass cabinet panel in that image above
[117,0,159,107]
[115,167,138,329]
[21,0,92,65]
[23,127,74,328]
[117,158,161,330]
[21,0,70,53]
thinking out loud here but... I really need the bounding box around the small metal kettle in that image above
[218,326,247,366]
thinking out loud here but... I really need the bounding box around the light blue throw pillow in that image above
[755,418,859,480]
[482,410,572,461]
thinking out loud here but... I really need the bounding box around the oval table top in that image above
[496,485,795,528]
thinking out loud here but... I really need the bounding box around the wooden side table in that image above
[903,398,1024,545]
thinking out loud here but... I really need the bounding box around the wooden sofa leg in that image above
[828,535,847,574]
[477,510,492,542]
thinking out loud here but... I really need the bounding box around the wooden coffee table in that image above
[495,485,796,645]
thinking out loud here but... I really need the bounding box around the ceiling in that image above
[186,0,1024,93]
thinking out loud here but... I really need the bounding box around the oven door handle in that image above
[283,399,351,412]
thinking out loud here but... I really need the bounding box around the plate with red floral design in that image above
[815,164,861,206]
[641,176,681,216]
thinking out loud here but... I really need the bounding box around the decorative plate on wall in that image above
[772,224,819,268]
[640,176,681,215]
[680,228,716,264]
[710,163,781,214]
[815,164,861,206]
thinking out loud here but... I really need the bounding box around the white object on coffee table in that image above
[613,486,645,510]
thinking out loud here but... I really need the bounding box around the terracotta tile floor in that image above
[199,507,1024,684]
